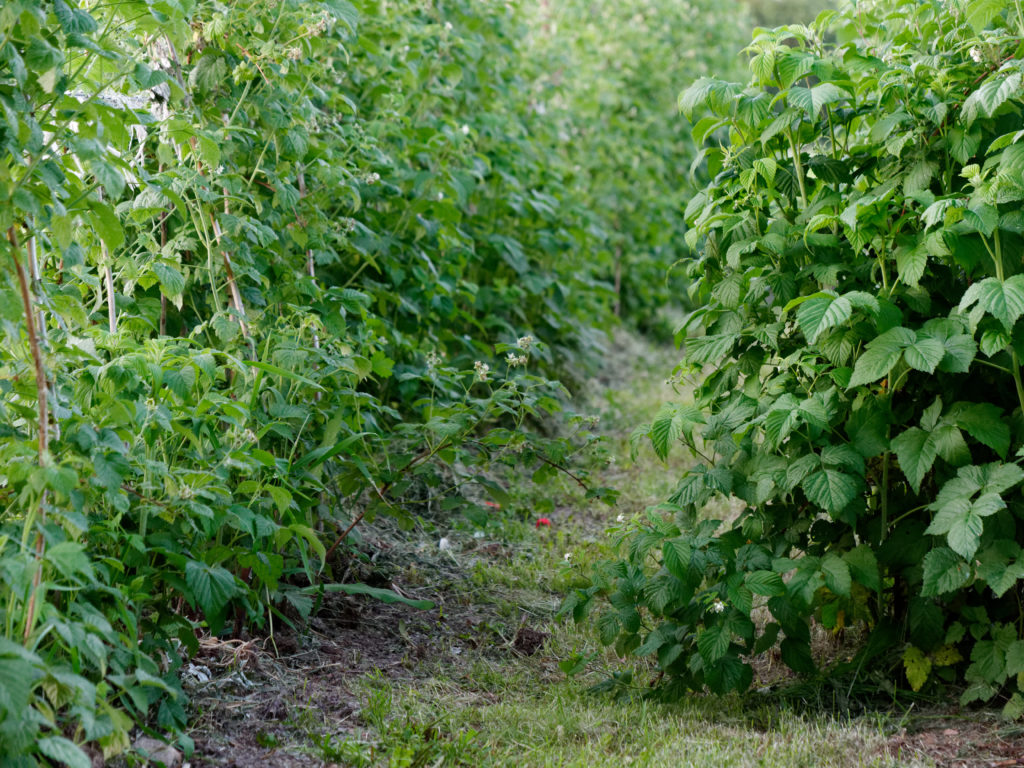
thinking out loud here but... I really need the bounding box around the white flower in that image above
[616,514,625,523]
[563,552,572,562]
[711,598,725,614]
[461,124,470,135]
[365,172,380,185]
[970,46,983,63]
[437,191,444,201]
[506,352,528,367]
[439,537,453,551]
[426,351,442,370]
[444,21,453,31]
[473,531,485,539]
[516,335,534,351]
[473,361,489,381]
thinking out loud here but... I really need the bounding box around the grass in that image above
[186,332,1019,768]
[338,332,929,768]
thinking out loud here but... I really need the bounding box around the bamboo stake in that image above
[8,226,49,643]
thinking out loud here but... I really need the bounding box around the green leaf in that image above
[921,547,972,596]
[662,539,693,581]
[152,262,185,297]
[847,327,914,388]
[24,36,64,72]
[959,276,1024,331]
[1003,693,1024,720]
[788,83,843,116]
[89,201,125,251]
[902,336,945,373]
[820,553,851,597]
[966,0,1006,32]
[1006,640,1024,677]
[949,127,982,164]
[801,468,859,514]
[54,0,99,34]
[185,561,238,618]
[650,406,683,461]
[903,645,932,692]
[963,204,998,236]
[685,333,739,365]
[37,737,91,768]
[797,294,851,344]
[745,570,785,596]
[895,241,928,287]
[947,510,984,559]
[892,427,937,493]
[780,637,815,675]
[697,622,732,665]
[955,403,1010,457]
[244,361,325,391]
[844,545,881,592]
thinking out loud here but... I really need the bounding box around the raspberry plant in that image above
[572,0,1024,713]
[0,0,742,763]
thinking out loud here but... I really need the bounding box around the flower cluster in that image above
[473,360,489,381]
[506,352,528,367]
[426,351,442,370]
[969,45,983,63]
[365,172,381,185]
[516,335,535,351]
[710,598,725,614]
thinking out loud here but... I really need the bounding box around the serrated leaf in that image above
[662,539,692,582]
[959,276,1024,331]
[697,622,731,665]
[903,645,932,692]
[821,553,852,597]
[921,547,972,596]
[788,83,844,117]
[152,262,185,297]
[947,510,984,559]
[955,403,1010,457]
[892,427,937,493]
[745,570,785,596]
[797,294,851,344]
[903,336,946,373]
[37,737,91,768]
[903,159,937,195]
[847,327,914,388]
[185,561,238,618]
[802,468,859,514]
[966,0,1006,32]
[844,546,881,592]
[650,404,687,461]
[895,241,928,287]
[963,204,998,236]
[1003,693,1024,720]
[685,333,739,365]
[949,127,982,164]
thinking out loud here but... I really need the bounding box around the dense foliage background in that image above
[574,0,1024,716]
[0,0,743,763]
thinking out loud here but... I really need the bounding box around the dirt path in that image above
[179,332,1023,768]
